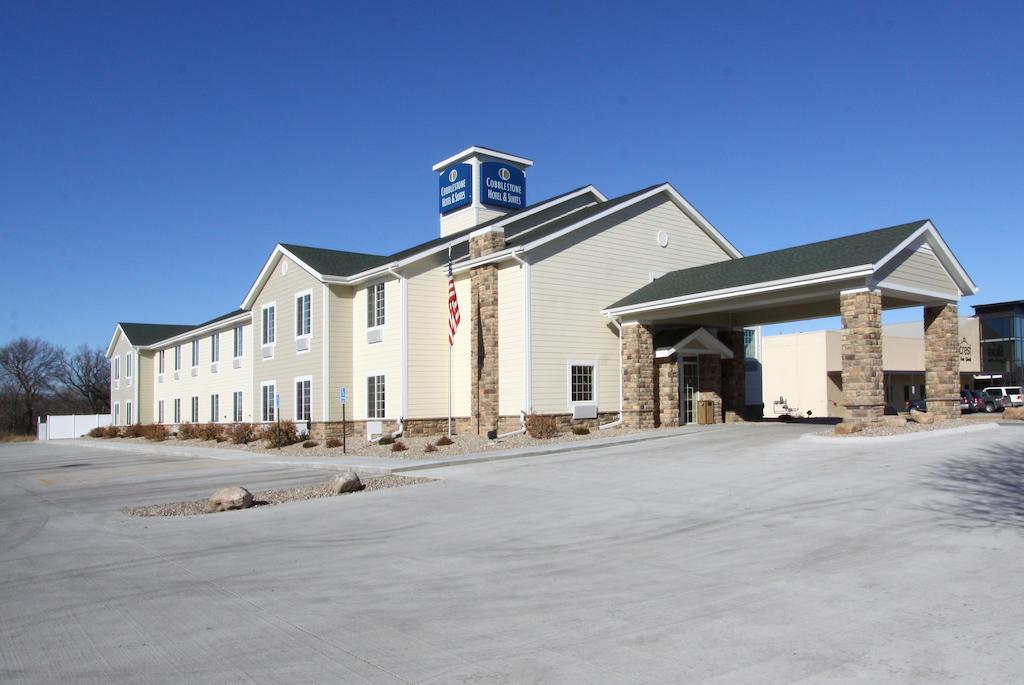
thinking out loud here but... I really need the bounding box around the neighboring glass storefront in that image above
[977,303,1024,387]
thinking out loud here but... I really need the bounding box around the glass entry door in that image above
[680,357,699,425]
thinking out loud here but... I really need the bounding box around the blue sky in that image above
[1,1,1021,348]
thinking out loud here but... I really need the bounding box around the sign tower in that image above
[433,146,533,237]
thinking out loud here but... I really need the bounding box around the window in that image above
[113,402,120,425]
[367,282,385,328]
[210,394,219,423]
[296,292,311,337]
[233,391,243,422]
[366,374,385,418]
[743,329,757,359]
[191,340,199,368]
[295,378,312,422]
[113,357,120,380]
[174,345,181,371]
[262,304,276,345]
[211,332,220,363]
[234,325,244,358]
[158,400,165,424]
[125,353,133,379]
[173,398,181,424]
[190,396,199,423]
[569,364,596,404]
[125,401,133,425]
[158,349,165,374]
[262,383,276,422]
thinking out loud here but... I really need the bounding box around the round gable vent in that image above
[282,260,289,275]
[657,230,669,248]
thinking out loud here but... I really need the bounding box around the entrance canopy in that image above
[604,220,977,326]
[654,327,734,359]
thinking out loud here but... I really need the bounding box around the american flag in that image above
[447,257,461,347]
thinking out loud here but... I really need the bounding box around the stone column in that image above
[622,323,656,429]
[469,227,504,435]
[719,330,747,421]
[925,302,960,421]
[840,289,884,425]
[698,354,723,424]
[655,356,679,427]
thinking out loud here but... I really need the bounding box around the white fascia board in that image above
[875,281,961,303]
[451,248,522,274]
[105,325,127,358]
[143,312,253,350]
[656,327,735,359]
[661,185,743,259]
[241,245,325,310]
[602,265,874,317]
[432,146,534,171]
[871,221,978,296]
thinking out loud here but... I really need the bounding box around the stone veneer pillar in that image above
[655,357,679,427]
[469,227,503,435]
[719,330,747,421]
[924,302,960,421]
[698,354,723,424]
[840,289,885,425]
[622,323,656,429]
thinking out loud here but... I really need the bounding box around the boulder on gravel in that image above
[909,409,934,425]
[884,416,908,429]
[207,486,253,512]
[1003,407,1024,421]
[329,471,362,494]
[834,421,862,435]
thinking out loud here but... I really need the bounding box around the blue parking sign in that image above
[339,387,347,406]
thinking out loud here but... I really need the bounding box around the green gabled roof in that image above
[609,220,927,310]
[195,308,248,328]
[118,322,197,346]
[279,244,391,277]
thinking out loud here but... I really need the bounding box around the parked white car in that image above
[982,386,1023,408]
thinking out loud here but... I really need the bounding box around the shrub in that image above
[258,420,300,448]
[424,443,437,453]
[378,434,395,445]
[436,435,454,446]
[526,414,558,439]
[177,423,199,440]
[123,424,146,438]
[226,422,255,445]
[103,425,122,438]
[325,437,341,448]
[572,425,590,436]
[196,423,224,441]
[141,424,170,442]
[88,426,105,438]
[391,440,408,452]
[302,440,318,448]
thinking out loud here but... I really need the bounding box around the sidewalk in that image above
[53,423,724,476]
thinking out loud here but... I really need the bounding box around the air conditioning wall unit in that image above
[367,328,383,344]
[191,367,199,377]
[572,404,598,420]
[366,421,383,439]
[173,371,180,381]
[233,358,242,369]
[262,344,274,359]
[157,374,164,383]
[296,337,310,352]
[210,362,219,374]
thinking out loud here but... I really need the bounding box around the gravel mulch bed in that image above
[90,425,642,460]
[122,474,435,517]
[822,413,1005,438]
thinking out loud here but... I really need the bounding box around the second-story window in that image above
[367,282,385,328]
[174,345,181,371]
[211,332,220,363]
[233,325,243,358]
[262,305,276,345]
[296,293,311,337]
[191,339,199,368]
[158,349,165,374]
[125,352,133,379]
[113,357,120,380]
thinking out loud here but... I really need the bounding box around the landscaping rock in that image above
[328,471,362,494]
[207,486,253,512]
[884,416,908,428]
[834,421,863,435]
[1003,407,1024,421]
[909,409,934,425]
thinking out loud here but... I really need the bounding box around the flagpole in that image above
[447,247,453,438]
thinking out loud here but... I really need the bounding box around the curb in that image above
[799,421,999,445]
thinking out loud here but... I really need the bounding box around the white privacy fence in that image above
[37,414,112,441]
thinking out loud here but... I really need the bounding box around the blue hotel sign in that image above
[439,163,472,213]
[480,161,525,209]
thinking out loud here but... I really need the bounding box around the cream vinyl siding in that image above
[137,351,155,424]
[877,245,959,297]
[497,262,524,416]
[405,257,472,419]
[440,207,479,236]
[760,331,832,419]
[352,274,401,420]
[108,333,135,424]
[528,195,734,414]
[252,257,323,423]
[151,320,254,424]
[326,284,353,422]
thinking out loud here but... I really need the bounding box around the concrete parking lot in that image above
[2,423,1023,683]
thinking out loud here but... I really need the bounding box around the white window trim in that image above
[125,400,133,425]
[210,393,220,423]
[113,401,120,425]
[190,396,200,424]
[157,399,165,424]
[260,380,277,423]
[158,349,165,374]
[261,301,277,357]
[173,398,181,424]
[365,370,387,419]
[294,375,313,422]
[190,339,200,371]
[366,281,386,330]
[174,344,182,372]
[125,352,133,379]
[112,357,120,381]
[566,360,599,408]
[211,331,221,364]
[233,325,244,360]
[294,289,313,346]
[232,389,245,423]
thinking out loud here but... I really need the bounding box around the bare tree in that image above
[0,338,62,434]
[57,345,110,414]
